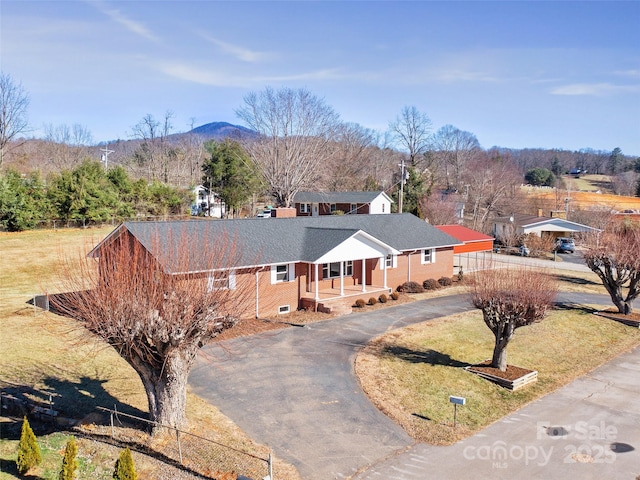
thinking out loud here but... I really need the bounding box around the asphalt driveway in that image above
[189,291,631,480]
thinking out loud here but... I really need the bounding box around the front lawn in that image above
[355,307,640,446]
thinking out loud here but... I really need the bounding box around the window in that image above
[271,263,295,283]
[421,248,436,264]
[278,305,291,314]
[207,270,236,291]
[322,261,353,279]
[330,203,336,213]
[300,203,311,214]
[381,254,397,269]
[350,203,357,214]
[382,203,385,213]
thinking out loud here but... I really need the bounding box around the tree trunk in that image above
[128,346,198,433]
[491,340,508,372]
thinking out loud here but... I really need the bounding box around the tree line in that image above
[2,73,638,232]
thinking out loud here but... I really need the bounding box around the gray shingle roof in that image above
[95,213,460,272]
[293,191,392,204]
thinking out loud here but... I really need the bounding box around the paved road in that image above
[189,290,633,480]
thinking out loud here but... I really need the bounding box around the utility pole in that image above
[100,145,114,170]
[398,158,406,213]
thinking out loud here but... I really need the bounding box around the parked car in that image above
[555,237,575,253]
[519,245,530,256]
[256,210,272,218]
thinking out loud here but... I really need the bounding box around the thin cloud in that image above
[157,61,347,87]
[550,83,640,96]
[89,0,159,42]
[197,32,272,63]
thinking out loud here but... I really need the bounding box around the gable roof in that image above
[293,191,393,204]
[436,225,494,243]
[493,213,600,232]
[91,213,461,273]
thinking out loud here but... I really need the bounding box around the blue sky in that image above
[2,1,639,155]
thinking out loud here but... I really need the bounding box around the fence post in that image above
[269,451,273,480]
[110,411,114,438]
[176,427,183,465]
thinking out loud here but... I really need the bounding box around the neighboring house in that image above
[90,214,461,317]
[436,225,494,273]
[293,191,393,216]
[191,185,226,218]
[492,212,599,240]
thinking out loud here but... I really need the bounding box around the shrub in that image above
[438,276,453,287]
[354,299,366,308]
[457,266,464,282]
[16,416,41,475]
[378,294,388,303]
[113,448,137,480]
[400,281,424,293]
[368,297,378,305]
[390,291,399,300]
[396,284,404,292]
[423,278,440,290]
[59,436,78,480]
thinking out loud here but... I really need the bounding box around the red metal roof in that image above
[435,225,494,243]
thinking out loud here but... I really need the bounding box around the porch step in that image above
[317,301,353,316]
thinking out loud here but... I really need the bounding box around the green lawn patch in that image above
[356,308,640,445]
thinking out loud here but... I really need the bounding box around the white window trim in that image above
[300,203,311,213]
[381,254,397,269]
[207,270,236,291]
[322,261,353,279]
[271,263,296,284]
[421,248,436,264]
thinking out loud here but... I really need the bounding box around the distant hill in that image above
[188,122,256,140]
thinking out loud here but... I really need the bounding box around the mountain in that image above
[188,121,256,140]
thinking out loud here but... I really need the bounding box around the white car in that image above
[256,210,272,218]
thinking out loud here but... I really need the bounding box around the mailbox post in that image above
[449,395,466,427]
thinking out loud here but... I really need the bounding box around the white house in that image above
[191,185,226,218]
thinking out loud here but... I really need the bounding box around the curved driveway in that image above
[189,290,626,480]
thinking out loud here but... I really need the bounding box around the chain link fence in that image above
[96,406,273,480]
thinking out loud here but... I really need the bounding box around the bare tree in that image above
[584,223,640,314]
[323,122,377,191]
[0,72,30,168]
[388,105,432,168]
[41,123,94,169]
[432,125,480,192]
[51,225,251,430]
[236,87,341,207]
[130,112,175,183]
[470,268,557,371]
[419,192,460,225]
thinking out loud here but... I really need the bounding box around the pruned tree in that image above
[236,87,341,207]
[470,268,557,371]
[51,225,252,430]
[388,105,432,169]
[0,72,30,168]
[584,223,640,314]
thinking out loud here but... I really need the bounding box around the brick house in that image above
[293,191,393,216]
[89,213,460,317]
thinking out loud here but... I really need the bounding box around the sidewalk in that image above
[352,343,640,479]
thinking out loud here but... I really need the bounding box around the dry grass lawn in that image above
[356,307,640,446]
[0,227,300,480]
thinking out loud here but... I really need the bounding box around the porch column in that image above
[314,263,319,301]
[340,261,344,296]
[407,252,412,281]
[383,255,388,289]
[361,258,367,292]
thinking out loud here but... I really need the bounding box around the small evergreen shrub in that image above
[16,416,41,475]
[113,448,137,480]
[390,291,399,300]
[400,281,424,293]
[423,278,440,290]
[368,297,378,305]
[59,436,78,480]
[438,276,453,287]
[354,299,366,308]
[396,284,404,292]
[378,293,388,303]
[457,266,464,282]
